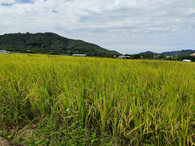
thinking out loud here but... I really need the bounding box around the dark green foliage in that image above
[166,55,195,61]
[0,32,121,57]
[141,53,154,59]
[139,50,195,57]
[139,51,158,55]
[131,54,141,59]
[26,119,100,145]
[156,54,165,59]
[162,49,195,56]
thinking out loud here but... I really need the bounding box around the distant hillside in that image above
[139,51,158,55]
[138,50,195,56]
[161,50,195,56]
[0,32,120,57]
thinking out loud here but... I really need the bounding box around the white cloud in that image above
[0,0,15,4]
[0,0,195,54]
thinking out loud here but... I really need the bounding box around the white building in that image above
[72,54,86,57]
[190,53,195,57]
[118,56,130,59]
[182,59,191,62]
[0,50,10,54]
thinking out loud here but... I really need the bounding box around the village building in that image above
[0,50,10,54]
[118,56,130,59]
[154,54,160,58]
[72,54,86,57]
[190,53,195,57]
[182,59,191,62]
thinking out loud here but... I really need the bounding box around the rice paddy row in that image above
[0,54,194,145]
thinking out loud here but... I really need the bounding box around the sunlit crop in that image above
[0,54,194,145]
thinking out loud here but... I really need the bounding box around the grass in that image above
[0,53,194,145]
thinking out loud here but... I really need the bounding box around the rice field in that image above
[0,53,194,145]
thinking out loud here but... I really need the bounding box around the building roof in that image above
[72,54,86,56]
[118,56,130,59]
[182,59,191,62]
[190,53,195,56]
[0,50,10,54]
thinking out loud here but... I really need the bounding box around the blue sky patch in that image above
[52,10,58,13]
[1,3,14,6]
[1,0,34,6]
[16,0,33,3]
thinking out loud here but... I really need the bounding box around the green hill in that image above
[161,49,195,56]
[139,51,158,55]
[0,32,120,57]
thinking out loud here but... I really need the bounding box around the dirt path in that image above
[0,137,10,146]
[0,137,26,146]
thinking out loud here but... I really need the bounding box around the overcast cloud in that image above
[0,0,195,54]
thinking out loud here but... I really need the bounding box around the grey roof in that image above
[118,56,130,59]
[0,50,10,54]
[72,54,86,56]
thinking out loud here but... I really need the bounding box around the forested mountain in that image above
[139,50,195,56]
[139,51,158,55]
[0,32,120,57]
[161,49,195,56]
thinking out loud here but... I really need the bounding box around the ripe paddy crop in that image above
[0,54,194,145]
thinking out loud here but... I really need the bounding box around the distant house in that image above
[0,50,10,54]
[190,53,195,57]
[118,56,130,59]
[182,59,191,62]
[154,54,160,58]
[72,54,86,57]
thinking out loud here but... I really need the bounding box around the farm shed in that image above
[190,53,195,57]
[182,59,191,62]
[72,54,86,57]
[118,56,130,59]
[0,50,10,54]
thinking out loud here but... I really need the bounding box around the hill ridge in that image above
[0,32,120,57]
[138,49,195,56]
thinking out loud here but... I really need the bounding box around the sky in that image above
[0,0,195,54]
